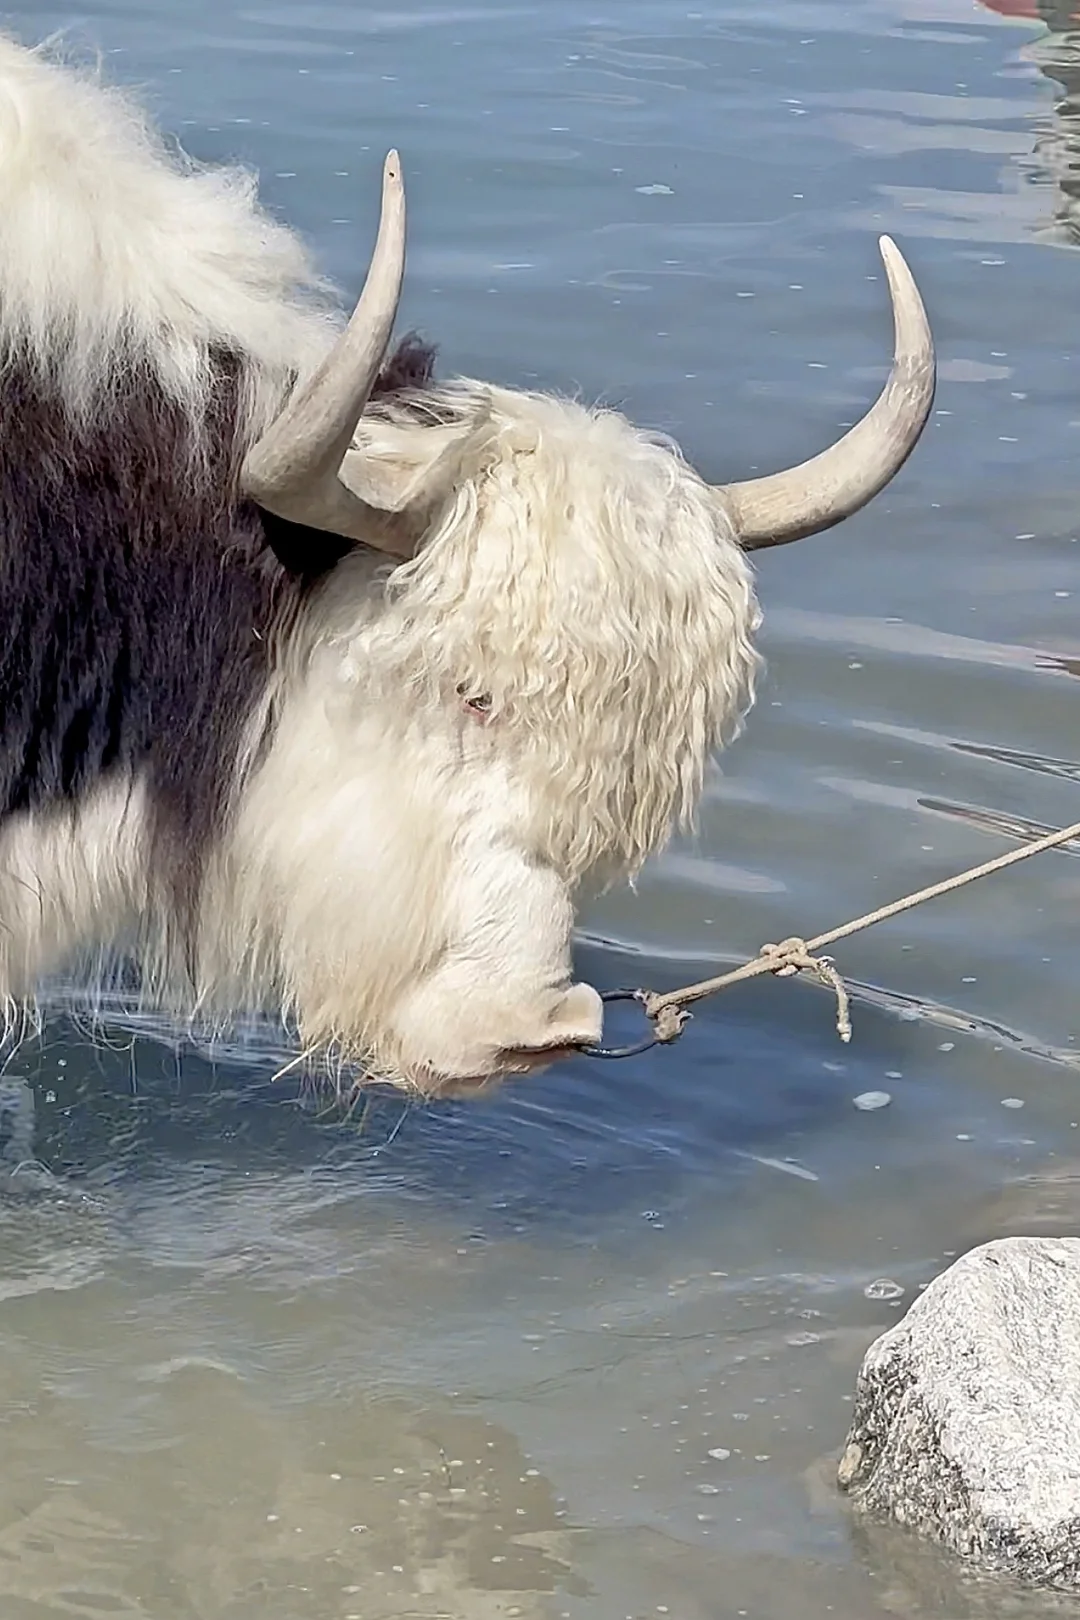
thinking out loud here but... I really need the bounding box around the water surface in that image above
[4,0,1080,1614]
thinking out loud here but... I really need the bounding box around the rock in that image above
[839,1236,1080,1588]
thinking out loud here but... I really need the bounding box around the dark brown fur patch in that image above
[0,350,291,935]
[372,332,439,397]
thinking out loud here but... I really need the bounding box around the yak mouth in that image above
[417,1040,589,1100]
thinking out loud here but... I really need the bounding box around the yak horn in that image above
[715,236,935,550]
[242,150,412,555]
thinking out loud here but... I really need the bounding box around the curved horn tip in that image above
[876,235,926,318]
[713,230,935,551]
[877,234,906,280]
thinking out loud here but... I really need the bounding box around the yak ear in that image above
[258,395,492,568]
[339,398,494,515]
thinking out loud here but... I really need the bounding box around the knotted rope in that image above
[584,816,1080,1059]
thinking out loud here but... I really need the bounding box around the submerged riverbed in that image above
[4,0,1080,1614]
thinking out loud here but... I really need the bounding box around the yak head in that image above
[210,157,934,1093]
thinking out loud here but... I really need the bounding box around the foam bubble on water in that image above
[853,1091,891,1111]
[864,1278,905,1302]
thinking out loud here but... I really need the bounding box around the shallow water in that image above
[3,0,1080,1613]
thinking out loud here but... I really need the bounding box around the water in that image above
[2,0,1080,1613]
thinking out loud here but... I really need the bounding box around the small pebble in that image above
[707,1447,731,1461]
[1001,1097,1025,1109]
[853,1091,891,1111]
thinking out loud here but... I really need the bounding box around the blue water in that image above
[1,1,1080,1614]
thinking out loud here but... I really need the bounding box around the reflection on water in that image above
[2,0,1080,1613]
[0,1367,576,1617]
[979,0,1080,244]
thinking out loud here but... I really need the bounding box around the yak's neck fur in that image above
[0,31,428,994]
[0,30,332,937]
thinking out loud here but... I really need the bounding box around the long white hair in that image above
[338,380,762,887]
[0,31,338,436]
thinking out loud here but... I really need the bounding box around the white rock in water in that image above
[839,1236,1080,1587]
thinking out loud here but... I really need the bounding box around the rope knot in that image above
[584,816,1080,1062]
[760,937,812,977]
[760,938,851,1043]
[652,1002,691,1044]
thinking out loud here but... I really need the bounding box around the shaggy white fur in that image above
[350,383,761,885]
[0,31,762,1092]
[0,32,338,432]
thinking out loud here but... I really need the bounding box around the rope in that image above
[631,815,1080,1050]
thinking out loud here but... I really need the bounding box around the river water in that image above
[3,0,1080,1615]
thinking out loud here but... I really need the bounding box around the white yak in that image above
[0,34,934,1092]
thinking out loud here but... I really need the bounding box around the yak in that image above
[0,33,935,1094]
